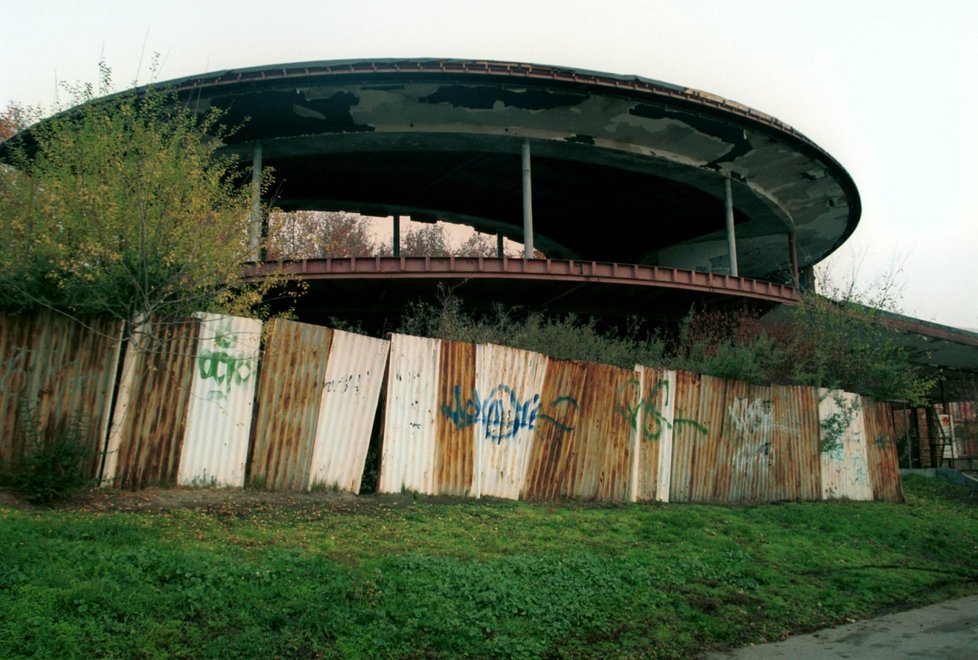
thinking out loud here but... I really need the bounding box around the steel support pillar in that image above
[393,214,401,257]
[497,233,504,257]
[250,144,263,261]
[522,140,535,258]
[788,233,800,287]
[724,178,738,276]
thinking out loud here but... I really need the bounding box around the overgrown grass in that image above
[1,476,975,658]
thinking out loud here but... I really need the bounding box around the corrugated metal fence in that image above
[0,312,903,502]
[379,334,903,503]
[0,311,122,480]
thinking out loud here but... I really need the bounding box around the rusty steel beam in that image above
[253,257,802,305]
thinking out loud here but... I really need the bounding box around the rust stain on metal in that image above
[688,375,729,502]
[520,359,587,500]
[107,319,200,490]
[862,397,903,502]
[566,362,633,501]
[769,385,821,501]
[250,319,333,491]
[716,381,768,502]
[0,311,122,480]
[435,340,475,496]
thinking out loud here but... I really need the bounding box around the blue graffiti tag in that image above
[441,385,578,443]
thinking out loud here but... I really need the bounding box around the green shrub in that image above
[396,287,934,404]
[9,414,94,505]
[398,285,666,370]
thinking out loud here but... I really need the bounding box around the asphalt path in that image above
[706,594,978,659]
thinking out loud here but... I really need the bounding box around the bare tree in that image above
[267,211,381,259]
[396,223,452,257]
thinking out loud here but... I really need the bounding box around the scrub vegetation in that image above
[398,284,935,405]
[0,476,975,658]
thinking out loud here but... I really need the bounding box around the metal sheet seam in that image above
[627,366,643,503]
[95,324,126,484]
[657,369,677,503]
[101,330,143,486]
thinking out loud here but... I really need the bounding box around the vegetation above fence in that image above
[398,287,935,405]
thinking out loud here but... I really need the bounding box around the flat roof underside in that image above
[167,59,859,280]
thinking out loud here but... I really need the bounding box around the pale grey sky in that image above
[2,0,976,328]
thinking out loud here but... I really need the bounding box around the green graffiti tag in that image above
[197,325,254,400]
[617,377,708,442]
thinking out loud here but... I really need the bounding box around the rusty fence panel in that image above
[624,366,675,502]
[0,311,122,480]
[103,318,201,489]
[2,310,905,504]
[775,385,822,501]
[819,389,873,500]
[687,375,729,503]
[521,358,587,500]
[566,361,634,501]
[862,397,904,502]
[434,340,477,496]
[249,319,334,491]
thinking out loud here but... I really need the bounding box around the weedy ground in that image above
[1,475,975,658]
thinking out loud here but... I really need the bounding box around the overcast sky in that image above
[2,0,976,329]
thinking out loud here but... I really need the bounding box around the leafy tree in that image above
[0,74,281,346]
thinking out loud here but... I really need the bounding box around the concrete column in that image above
[522,140,535,258]
[724,178,738,276]
[393,214,401,257]
[250,144,263,261]
[788,233,800,287]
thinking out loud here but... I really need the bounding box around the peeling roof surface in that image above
[150,58,860,280]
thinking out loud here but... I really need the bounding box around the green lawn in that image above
[1,476,976,658]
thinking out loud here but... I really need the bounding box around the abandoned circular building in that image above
[4,58,863,323]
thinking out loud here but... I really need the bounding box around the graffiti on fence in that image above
[441,384,578,442]
[197,324,256,401]
[324,372,369,395]
[819,391,862,458]
[617,377,707,441]
[727,397,775,435]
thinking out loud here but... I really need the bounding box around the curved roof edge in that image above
[139,57,864,261]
